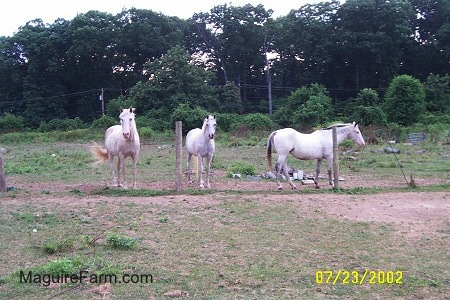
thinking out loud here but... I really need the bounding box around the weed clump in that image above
[106,233,137,250]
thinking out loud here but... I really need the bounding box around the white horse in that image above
[267,122,365,190]
[186,115,216,188]
[92,107,140,188]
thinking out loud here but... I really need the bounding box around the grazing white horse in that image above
[186,115,216,188]
[92,107,140,188]
[267,122,365,190]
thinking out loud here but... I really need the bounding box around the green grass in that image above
[0,196,448,299]
[0,133,448,299]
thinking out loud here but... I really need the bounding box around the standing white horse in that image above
[186,115,216,188]
[267,122,365,190]
[92,107,140,188]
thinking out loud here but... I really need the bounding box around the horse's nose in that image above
[209,133,215,139]
[123,132,130,139]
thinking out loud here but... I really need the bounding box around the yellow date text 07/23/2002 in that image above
[315,270,403,285]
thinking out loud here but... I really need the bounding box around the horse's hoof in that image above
[292,186,297,190]
[206,185,211,189]
[277,186,283,190]
[315,186,320,189]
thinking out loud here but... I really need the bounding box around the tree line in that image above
[0,0,448,131]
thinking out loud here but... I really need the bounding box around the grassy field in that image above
[0,131,448,299]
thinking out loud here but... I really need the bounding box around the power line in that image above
[0,89,99,106]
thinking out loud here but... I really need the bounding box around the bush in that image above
[170,103,209,134]
[91,115,117,129]
[350,106,387,125]
[0,113,25,132]
[383,75,426,126]
[38,117,86,132]
[215,113,240,132]
[139,126,154,139]
[106,96,136,119]
[237,113,274,130]
[226,161,257,177]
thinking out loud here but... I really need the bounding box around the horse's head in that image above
[348,122,365,148]
[119,107,136,140]
[203,115,217,139]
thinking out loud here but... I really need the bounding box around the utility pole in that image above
[263,35,273,115]
[99,88,105,115]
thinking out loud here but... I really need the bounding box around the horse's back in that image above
[272,128,327,159]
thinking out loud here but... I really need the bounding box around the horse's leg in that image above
[117,153,126,188]
[326,156,334,188]
[131,154,137,189]
[282,157,297,190]
[314,159,322,189]
[198,156,204,188]
[205,154,213,188]
[275,154,283,191]
[108,154,117,186]
[274,155,285,190]
[187,153,192,184]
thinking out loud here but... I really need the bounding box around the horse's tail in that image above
[267,131,277,170]
[91,142,108,163]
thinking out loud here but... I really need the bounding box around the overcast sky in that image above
[0,0,326,37]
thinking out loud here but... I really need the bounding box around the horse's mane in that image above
[321,123,353,131]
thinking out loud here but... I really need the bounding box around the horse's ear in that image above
[129,106,133,112]
[119,107,123,112]
[131,107,136,113]
[353,121,357,127]
[213,114,216,119]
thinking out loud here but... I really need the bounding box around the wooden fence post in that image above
[0,156,6,192]
[175,121,182,192]
[332,126,340,190]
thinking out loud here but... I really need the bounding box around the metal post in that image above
[175,121,183,192]
[332,126,340,190]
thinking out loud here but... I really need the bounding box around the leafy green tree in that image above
[345,88,386,125]
[217,82,242,113]
[273,1,338,88]
[0,36,26,115]
[274,84,333,128]
[331,0,415,89]
[190,4,272,111]
[383,75,426,125]
[423,73,450,114]
[130,46,218,114]
[112,8,185,87]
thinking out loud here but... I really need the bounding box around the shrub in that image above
[91,115,117,129]
[170,103,209,134]
[237,113,274,130]
[139,127,154,139]
[215,113,240,132]
[38,117,86,132]
[226,161,257,177]
[383,75,426,126]
[105,96,136,119]
[138,109,171,131]
[0,113,25,132]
